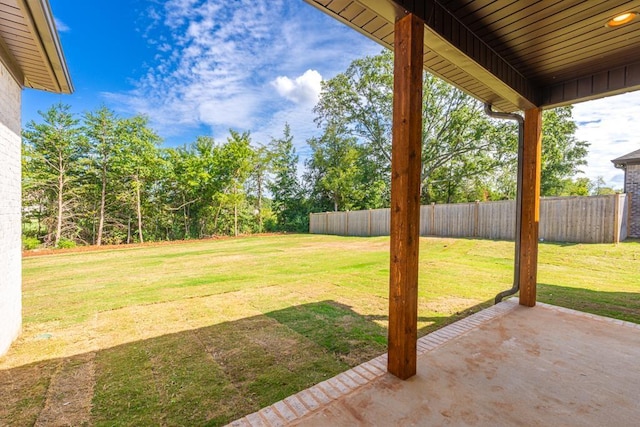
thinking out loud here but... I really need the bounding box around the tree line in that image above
[22,51,607,248]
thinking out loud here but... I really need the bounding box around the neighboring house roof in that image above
[0,0,72,93]
[612,149,640,167]
[306,1,640,113]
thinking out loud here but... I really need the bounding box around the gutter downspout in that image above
[484,104,524,304]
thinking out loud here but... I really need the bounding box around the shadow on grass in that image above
[537,283,640,324]
[0,296,518,426]
[538,241,579,247]
[0,300,406,426]
[7,289,635,427]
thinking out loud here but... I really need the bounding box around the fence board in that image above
[346,210,370,237]
[370,209,391,236]
[478,200,515,240]
[309,194,629,243]
[433,203,475,237]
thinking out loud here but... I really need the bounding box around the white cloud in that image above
[96,0,639,193]
[272,70,322,106]
[54,18,70,32]
[572,91,640,189]
[102,0,381,142]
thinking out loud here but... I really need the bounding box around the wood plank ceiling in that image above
[0,0,72,93]
[306,0,640,112]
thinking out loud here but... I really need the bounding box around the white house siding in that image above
[0,60,22,356]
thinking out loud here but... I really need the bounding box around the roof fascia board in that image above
[18,0,73,93]
[303,0,403,51]
[541,62,640,109]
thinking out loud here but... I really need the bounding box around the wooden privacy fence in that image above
[309,194,629,243]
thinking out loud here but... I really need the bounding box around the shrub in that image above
[22,236,40,250]
[57,238,77,249]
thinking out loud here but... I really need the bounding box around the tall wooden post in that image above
[388,13,424,380]
[519,108,542,307]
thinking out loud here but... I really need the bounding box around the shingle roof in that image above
[611,149,640,166]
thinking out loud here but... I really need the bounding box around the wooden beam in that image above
[518,108,542,307]
[388,12,424,380]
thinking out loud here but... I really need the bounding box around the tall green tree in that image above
[540,107,589,196]
[250,144,272,233]
[83,106,120,245]
[215,131,254,236]
[268,123,305,230]
[22,103,85,247]
[305,124,365,212]
[112,115,162,243]
[313,50,516,205]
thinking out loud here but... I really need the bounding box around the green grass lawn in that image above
[1,234,638,426]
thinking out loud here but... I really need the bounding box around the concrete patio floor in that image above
[228,299,640,426]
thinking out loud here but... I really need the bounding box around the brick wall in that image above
[626,164,640,238]
[0,60,22,356]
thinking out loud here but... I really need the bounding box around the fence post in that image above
[325,212,329,234]
[613,193,621,244]
[430,203,435,236]
[345,211,349,236]
[368,209,372,236]
[474,201,480,237]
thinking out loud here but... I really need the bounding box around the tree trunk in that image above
[55,156,64,247]
[183,194,189,238]
[212,204,222,234]
[135,177,144,243]
[96,163,107,246]
[257,172,263,233]
[234,201,238,237]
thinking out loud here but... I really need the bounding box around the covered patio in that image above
[231,299,640,426]
[308,0,640,377]
[232,0,640,424]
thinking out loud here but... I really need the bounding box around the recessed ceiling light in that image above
[606,11,638,28]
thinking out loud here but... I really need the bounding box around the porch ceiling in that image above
[0,0,72,93]
[306,0,640,112]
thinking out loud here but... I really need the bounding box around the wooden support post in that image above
[388,13,424,380]
[519,108,542,307]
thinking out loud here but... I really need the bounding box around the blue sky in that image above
[23,0,639,189]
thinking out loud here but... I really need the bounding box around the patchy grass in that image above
[1,234,638,426]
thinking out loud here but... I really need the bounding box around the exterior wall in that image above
[0,60,22,356]
[626,164,640,238]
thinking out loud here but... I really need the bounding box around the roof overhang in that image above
[306,0,640,112]
[612,149,640,167]
[0,0,72,93]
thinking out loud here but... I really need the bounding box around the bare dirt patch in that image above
[34,352,95,427]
